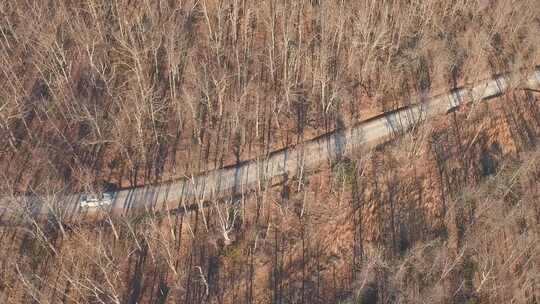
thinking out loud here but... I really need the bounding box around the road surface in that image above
[1,68,539,222]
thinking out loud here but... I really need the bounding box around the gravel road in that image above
[1,69,539,222]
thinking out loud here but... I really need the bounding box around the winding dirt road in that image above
[2,68,539,222]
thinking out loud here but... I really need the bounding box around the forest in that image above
[1,0,540,303]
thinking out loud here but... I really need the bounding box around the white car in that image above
[80,192,113,208]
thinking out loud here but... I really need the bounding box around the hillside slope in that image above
[1,90,540,303]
